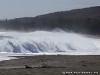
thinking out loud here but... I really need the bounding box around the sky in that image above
[0,0,100,19]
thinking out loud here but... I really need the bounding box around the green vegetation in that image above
[0,6,100,34]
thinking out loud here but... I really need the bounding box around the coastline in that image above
[0,55,100,75]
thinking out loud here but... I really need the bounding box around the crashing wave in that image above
[0,31,100,54]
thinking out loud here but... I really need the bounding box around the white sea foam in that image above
[0,31,100,58]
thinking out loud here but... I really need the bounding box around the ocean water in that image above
[0,31,100,61]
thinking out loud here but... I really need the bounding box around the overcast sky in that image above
[0,0,100,19]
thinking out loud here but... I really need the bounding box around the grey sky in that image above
[0,0,100,19]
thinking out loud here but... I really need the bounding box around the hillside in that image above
[0,6,100,34]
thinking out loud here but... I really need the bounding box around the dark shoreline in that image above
[0,55,100,75]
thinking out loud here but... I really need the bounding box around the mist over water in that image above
[0,31,100,55]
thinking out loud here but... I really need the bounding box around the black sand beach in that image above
[0,55,100,75]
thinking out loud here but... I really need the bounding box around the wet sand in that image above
[0,55,100,75]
